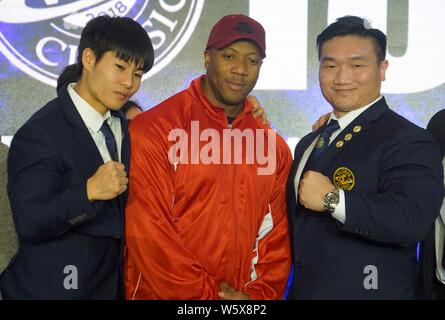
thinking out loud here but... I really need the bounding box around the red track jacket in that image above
[125,76,292,299]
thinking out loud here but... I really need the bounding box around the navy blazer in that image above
[286,98,444,299]
[420,109,445,299]
[0,85,130,299]
[426,110,445,158]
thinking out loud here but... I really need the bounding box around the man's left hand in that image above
[299,170,336,212]
[218,282,250,300]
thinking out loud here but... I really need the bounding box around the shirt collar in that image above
[329,96,383,130]
[67,83,111,133]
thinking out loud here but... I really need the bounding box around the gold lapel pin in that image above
[315,137,324,148]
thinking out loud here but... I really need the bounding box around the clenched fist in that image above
[86,161,128,201]
[298,170,335,212]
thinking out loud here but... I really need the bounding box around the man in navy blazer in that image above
[286,16,444,299]
[0,16,154,299]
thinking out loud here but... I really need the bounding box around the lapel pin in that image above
[315,137,324,148]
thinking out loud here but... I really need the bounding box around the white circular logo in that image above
[0,0,204,87]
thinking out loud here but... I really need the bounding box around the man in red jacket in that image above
[125,14,292,300]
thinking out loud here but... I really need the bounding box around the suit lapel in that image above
[290,129,322,180]
[112,111,130,212]
[314,98,389,173]
[58,84,104,175]
[286,129,322,219]
[111,110,130,172]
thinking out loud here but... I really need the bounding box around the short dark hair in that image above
[316,16,387,62]
[57,16,154,90]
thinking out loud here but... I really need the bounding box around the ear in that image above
[204,50,210,70]
[81,48,96,73]
[379,59,389,81]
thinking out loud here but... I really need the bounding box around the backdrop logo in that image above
[0,0,204,87]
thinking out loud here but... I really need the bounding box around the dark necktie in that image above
[100,120,119,162]
[303,119,340,171]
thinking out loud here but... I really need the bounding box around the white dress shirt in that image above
[436,157,445,284]
[67,83,122,163]
[294,96,383,224]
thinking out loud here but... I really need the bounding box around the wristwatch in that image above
[323,189,340,213]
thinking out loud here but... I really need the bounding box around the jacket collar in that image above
[310,96,389,172]
[58,83,129,172]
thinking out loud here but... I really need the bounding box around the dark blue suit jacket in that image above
[420,109,445,299]
[286,98,444,299]
[0,85,130,299]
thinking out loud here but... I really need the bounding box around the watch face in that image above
[324,191,340,212]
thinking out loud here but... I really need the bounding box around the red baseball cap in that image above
[205,14,266,58]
